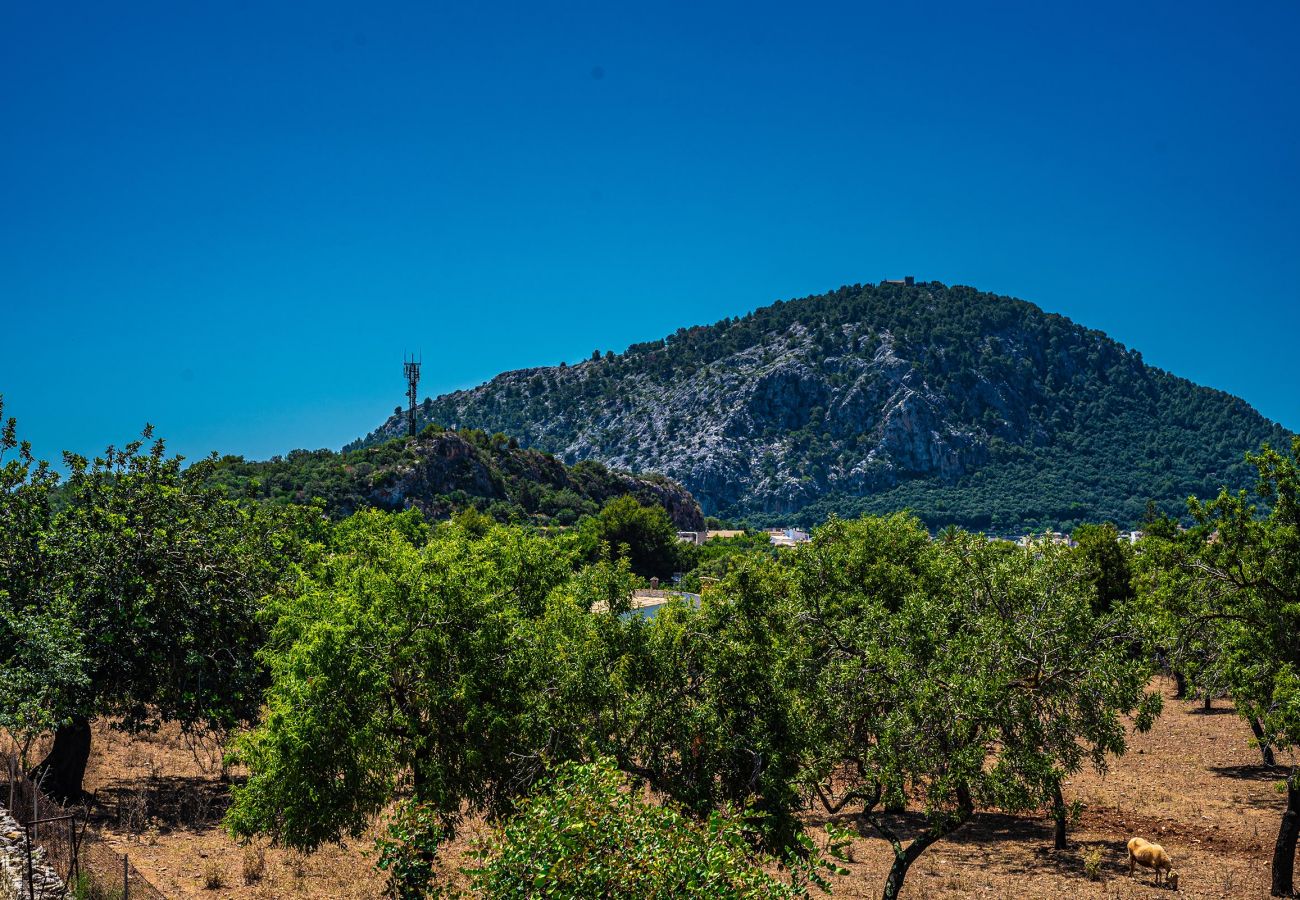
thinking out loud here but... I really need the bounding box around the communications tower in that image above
[403,353,422,437]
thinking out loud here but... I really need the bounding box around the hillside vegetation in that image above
[207,425,704,530]
[354,281,1290,532]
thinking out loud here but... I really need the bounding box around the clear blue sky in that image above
[3,1,1297,464]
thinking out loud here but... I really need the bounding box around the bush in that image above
[241,844,266,884]
[202,860,226,890]
[467,757,848,898]
[1083,846,1103,881]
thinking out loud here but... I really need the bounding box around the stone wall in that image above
[0,805,65,900]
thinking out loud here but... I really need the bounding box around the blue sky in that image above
[3,1,1298,464]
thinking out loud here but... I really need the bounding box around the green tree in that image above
[1132,514,1231,707]
[1071,522,1135,613]
[226,511,574,851]
[0,400,88,768]
[3,420,300,801]
[1162,438,1300,896]
[578,495,688,580]
[528,556,806,848]
[782,515,1158,899]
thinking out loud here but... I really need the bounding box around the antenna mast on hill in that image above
[403,353,422,437]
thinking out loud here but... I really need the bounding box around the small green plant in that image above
[1083,846,1103,881]
[376,801,452,900]
[68,872,123,900]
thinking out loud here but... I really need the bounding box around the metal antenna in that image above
[403,353,422,437]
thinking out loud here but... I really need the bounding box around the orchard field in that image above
[3,405,1299,898]
[44,678,1289,898]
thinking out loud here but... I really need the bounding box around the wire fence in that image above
[2,756,166,900]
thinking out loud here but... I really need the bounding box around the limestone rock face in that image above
[363,323,992,518]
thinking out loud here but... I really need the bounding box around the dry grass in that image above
[36,677,1293,898]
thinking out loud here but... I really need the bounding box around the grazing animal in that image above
[1127,837,1175,886]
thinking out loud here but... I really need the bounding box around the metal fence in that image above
[2,757,166,900]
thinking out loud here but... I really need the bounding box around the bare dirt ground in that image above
[46,677,1296,897]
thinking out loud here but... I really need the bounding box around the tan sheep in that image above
[1128,837,1177,888]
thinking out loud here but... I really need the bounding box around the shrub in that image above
[466,757,848,898]
[1083,846,1103,881]
[241,844,266,884]
[202,860,226,890]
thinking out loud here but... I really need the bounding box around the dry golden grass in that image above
[38,676,1293,898]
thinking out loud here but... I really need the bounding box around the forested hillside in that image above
[353,281,1290,532]
[208,426,704,530]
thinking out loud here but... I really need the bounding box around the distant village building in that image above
[767,527,810,548]
[882,276,916,286]
[1016,531,1077,548]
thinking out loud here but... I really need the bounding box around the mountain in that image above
[208,428,705,530]
[351,281,1290,533]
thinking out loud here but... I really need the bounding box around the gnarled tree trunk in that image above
[879,785,973,900]
[1249,717,1277,768]
[1272,771,1298,897]
[31,716,92,804]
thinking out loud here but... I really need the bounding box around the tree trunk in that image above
[1249,717,1277,768]
[31,716,92,804]
[879,790,972,900]
[1204,692,1212,711]
[1052,781,1068,850]
[1272,771,1298,897]
[1173,670,1188,699]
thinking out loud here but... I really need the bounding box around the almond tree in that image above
[1,412,303,802]
[0,399,87,769]
[1170,438,1300,896]
[225,510,574,852]
[781,515,1158,900]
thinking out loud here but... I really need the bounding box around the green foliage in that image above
[466,757,849,900]
[1137,436,1300,894]
[225,511,575,850]
[528,555,807,848]
[54,433,298,734]
[680,531,777,592]
[1,401,307,796]
[205,430,701,531]
[0,397,88,764]
[577,495,689,580]
[1180,438,1300,749]
[770,514,1159,897]
[224,504,1175,898]
[376,801,453,900]
[1071,522,1136,613]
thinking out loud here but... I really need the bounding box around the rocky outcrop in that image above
[216,430,706,530]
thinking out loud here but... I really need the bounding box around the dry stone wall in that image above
[0,804,65,900]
